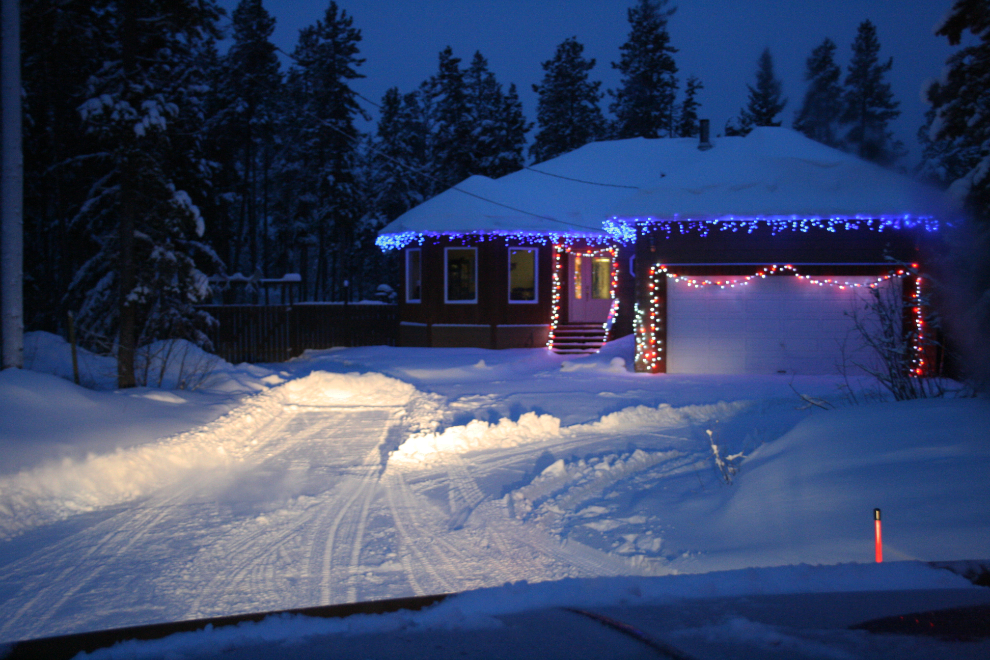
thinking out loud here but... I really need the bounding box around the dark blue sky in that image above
[217,0,961,164]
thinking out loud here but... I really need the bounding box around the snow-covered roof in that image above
[377,128,956,251]
[376,138,683,249]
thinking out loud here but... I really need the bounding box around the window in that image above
[591,257,611,299]
[508,248,537,303]
[445,247,477,303]
[406,248,422,303]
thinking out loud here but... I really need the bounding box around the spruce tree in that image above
[372,87,430,222]
[531,37,606,163]
[738,48,787,130]
[610,0,679,139]
[463,52,505,177]
[427,46,473,189]
[21,0,111,332]
[676,75,703,138]
[211,0,282,278]
[922,0,990,386]
[841,20,903,165]
[794,38,843,147]
[423,48,527,184]
[282,1,366,301]
[491,83,529,178]
[68,0,225,387]
[925,0,990,218]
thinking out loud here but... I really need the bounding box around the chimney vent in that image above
[698,119,713,151]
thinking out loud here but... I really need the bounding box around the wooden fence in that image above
[199,303,398,364]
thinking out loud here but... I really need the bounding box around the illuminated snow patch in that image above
[279,371,423,407]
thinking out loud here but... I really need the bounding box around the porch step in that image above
[550,323,608,355]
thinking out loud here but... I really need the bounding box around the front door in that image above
[568,254,612,322]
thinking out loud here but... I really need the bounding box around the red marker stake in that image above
[874,508,883,563]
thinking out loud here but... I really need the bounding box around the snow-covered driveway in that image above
[3,344,990,646]
[0,372,645,642]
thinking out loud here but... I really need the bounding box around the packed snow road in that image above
[0,371,670,642]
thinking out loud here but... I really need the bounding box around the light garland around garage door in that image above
[635,263,926,375]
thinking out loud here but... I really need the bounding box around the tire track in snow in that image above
[185,412,351,617]
[382,470,459,596]
[0,491,184,639]
[316,457,381,605]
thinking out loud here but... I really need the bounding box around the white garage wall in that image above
[667,276,899,375]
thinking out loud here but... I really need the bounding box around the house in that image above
[605,127,953,374]
[377,126,954,371]
[375,141,670,352]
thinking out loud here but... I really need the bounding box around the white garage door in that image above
[666,275,896,375]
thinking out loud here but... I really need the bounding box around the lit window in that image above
[445,247,477,303]
[509,248,537,303]
[592,257,610,299]
[406,248,421,303]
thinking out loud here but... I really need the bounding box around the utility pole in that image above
[1,0,24,370]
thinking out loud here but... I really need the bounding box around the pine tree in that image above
[21,0,111,333]
[917,86,981,191]
[463,51,504,177]
[371,87,430,222]
[676,75,703,138]
[211,0,282,278]
[282,0,366,301]
[794,38,843,147]
[423,48,527,184]
[68,0,225,387]
[495,83,529,176]
[427,46,473,189]
[923,0,990,386]
[531,37,606,163]
[925,0,990,218]
[738,48,787,131]
[610,0,679,139]
[842,20,903,165]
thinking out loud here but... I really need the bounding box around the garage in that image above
[665,274,896,375]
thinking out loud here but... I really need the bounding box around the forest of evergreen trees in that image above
[8,0,990,386]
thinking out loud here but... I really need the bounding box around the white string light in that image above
[547,245,618,353]
[634,262,928,375]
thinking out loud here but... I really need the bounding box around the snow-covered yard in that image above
[1,332,988,657]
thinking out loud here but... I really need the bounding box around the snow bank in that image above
[575,400,752,434]
[391,399,749,467]
[23,330,278,394]
[0,380,285,541]
[391,412,561,465]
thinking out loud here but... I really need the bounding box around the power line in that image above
[312,113,600,231]
[522,166,643,189]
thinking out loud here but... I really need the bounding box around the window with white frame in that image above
[445,247,477,303]
[406,248,422,303]
[508,248,538,303]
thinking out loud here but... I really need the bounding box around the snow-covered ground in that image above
[1,332,988,657]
